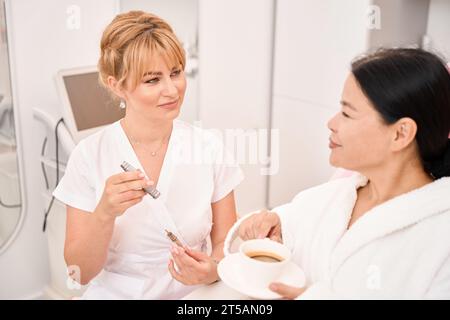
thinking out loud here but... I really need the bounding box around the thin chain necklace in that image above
[122,120,171,157]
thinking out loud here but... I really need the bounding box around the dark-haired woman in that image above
[236,48,450,299]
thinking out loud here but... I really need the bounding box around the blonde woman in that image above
[53,11,243,299]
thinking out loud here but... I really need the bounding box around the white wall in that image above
[0,0,118,299]
[121,0,198,44]
[425,0,450,60]
[369,0,430,49]
[0,2,11,99]
[198,0,275,214]
[268,0,371,207]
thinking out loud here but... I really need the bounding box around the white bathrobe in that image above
[265,174,449,299]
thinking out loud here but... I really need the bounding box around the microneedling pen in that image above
[165,229,183,247]
[120,161,161,199]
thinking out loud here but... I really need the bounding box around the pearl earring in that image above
[119,100,126,109]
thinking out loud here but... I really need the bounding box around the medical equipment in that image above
[120,161,161,199]
[41,118,65,232]
[54,66,125,143]
[165,229,183,247]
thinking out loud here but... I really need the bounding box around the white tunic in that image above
[53,119,244,299]
[272,174,450,299]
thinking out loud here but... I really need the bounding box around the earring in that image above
[119,100,126,109]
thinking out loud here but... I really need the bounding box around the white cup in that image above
[238,238,292,289]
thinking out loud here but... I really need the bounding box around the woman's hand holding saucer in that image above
[269,282,307,299]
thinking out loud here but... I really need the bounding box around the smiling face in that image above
[99,11,187,123]
[327,73,395,172]
[121,53,187,122]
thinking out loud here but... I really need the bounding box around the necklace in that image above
[129,136,169,156]
[122,121,170,157]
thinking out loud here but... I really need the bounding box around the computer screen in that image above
[62,71,124,131]
[55,67,125,142]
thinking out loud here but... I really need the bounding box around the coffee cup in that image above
[237,238,292,289]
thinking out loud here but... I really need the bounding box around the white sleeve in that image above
[52,141,97,212]
[210,139,244,203]
[272,202,297,251]
[272,191,308,251]
[424,254,450,300]
[298,256,450,300]
[223,190,306,252]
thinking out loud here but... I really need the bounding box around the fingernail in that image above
[139,173,145,178]
[171,246,178,255]
[269,283,278,290]
[146,180,153,186]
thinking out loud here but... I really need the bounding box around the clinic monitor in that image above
[55,66,125,143]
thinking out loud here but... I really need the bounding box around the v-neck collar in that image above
[115,119,179,203]
[330,174,450,275]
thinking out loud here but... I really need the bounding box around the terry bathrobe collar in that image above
[331,174,450,274]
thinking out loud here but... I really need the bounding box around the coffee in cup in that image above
[237,238,292,289]
[245,251,284,263]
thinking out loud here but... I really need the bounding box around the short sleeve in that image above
[52,141,97,212]
[210,138,244,203]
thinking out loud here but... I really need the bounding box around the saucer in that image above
[217,253,306,300]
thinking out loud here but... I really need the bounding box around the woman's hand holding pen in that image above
[95,170,154,221]
[168,245,219,285]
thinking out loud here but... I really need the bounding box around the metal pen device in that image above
[120,161,161,199]
[165,229,183,247]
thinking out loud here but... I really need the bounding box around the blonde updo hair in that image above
[98,11,186,95]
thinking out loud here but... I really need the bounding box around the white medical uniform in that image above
[53,119,244,299]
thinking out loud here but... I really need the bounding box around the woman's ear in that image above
[107,76,125,100]
[391,118,417,152]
